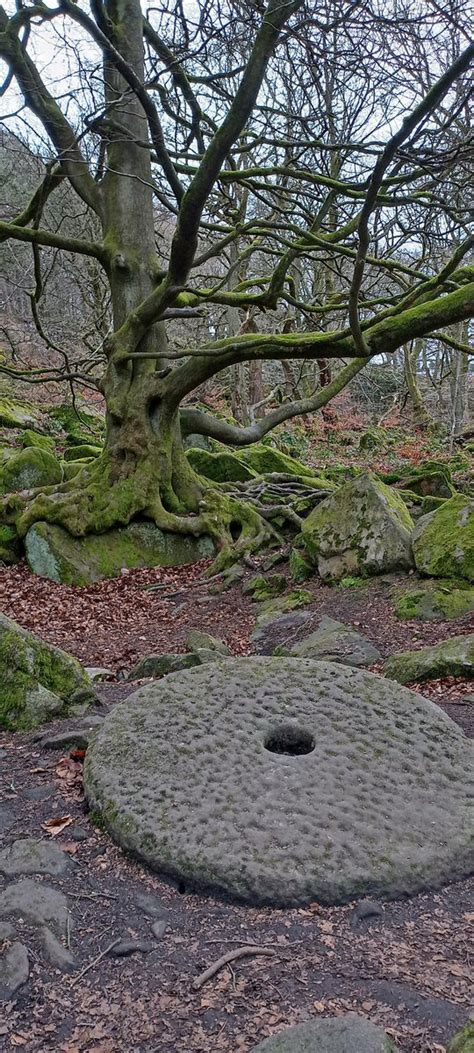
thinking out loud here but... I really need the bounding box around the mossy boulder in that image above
[0,524,22,564]
[238,444,317,478]
[47,404,104,446]
[412,495,473,582]
[64,444,102,462]
[289,548,313,582]
[254,589,312,629]
[384,634,474,684]
[0,613,96,730]
[448,1021,474,1053]
[420,495,447,515]
[0,447,62,495]
[0,396,43,430]
[62,460,90,481]
[25,520,215,585]
[395,468,454,499]
[395,582,474,621]
[21,429,56,454]
[243,573,287,601]
[186,447,256,482]
[302,473,414,581]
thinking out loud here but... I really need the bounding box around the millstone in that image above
[84,658,473,905]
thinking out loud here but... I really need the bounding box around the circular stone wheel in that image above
[84,658,473,905]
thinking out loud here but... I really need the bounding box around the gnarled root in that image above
[198,488,280,573]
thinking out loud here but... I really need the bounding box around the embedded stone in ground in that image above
[249,1015,400,1051]
[0,838,70,877]
[0,942,29,1001]
[0,879,70,934]
[84,658,473,906]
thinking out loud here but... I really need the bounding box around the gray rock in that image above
[23,784,55,801]
[0,612,96,732]
[0,941,29,1001]
[384,634,474,684]
[84,658,473,907]
[251,610,313,648]
[109,939,154,957]
[185,630,229,655]
[0,805,16,833]
[134,891,167,919]
[0,879,70,935]
[70,825,89,842]
[250,1015,399,1052]
[85,667,115,682]
[39,927,75,971]
[128,653,199,680]
[302,473,414,581]
[208,564,245,595]
[353,899,384,922]
[0,922,15,941]
[25,520,215,586]
[0,839,70,878]
[151,919,168,939]
[283,617,381,667]
[40,730,91,750]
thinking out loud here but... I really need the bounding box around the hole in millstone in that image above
[264,724,315,756]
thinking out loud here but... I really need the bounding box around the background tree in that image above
[0,0,472,566]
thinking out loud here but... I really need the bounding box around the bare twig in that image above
[70,938,121,987]
[192,945,276,990]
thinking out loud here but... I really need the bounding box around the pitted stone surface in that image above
[250,1015,399,1051]
[84,658,474,906]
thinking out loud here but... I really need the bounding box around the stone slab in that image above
[84,658,473,906]
[0,879,70,934]
[0,839,70,878]
[250,1015,399,1051]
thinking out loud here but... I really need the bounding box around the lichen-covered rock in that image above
[84,658,473,906]
[128,653,200,680]
[412,495,473,582]
[384,634,474,684]
[243,573,287,602]
[47,403,104,445]
[187,447,256,482]
[395,468,454,498]
[0,524,22,564]
[238,444,320,479]
[254,590,311,628]
[63,444,102,461]
[448,1021,474,1053]
[0,447,62,495]
[21,429,56,454]
[25,520,215,585]
[289,548,313,583]
[302,473,414,581]
[0,612,96,730]
[395,582,474,621]
[0,395,42,430]
[250,1015,399,1052]
[277,616,381,668]
[185,630,229,655]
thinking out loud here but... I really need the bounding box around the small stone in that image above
[40,730,91,750]
[0,941,29,1001]
[352,899,384,922]
[109,939,154,957]
[134,891,167,919]
[185,630,229,655]
[70,825,90,842]
[85,667,115,682]
[0,839,70,878]
[151,919,168,939]
[39,927,75,971]
[208,565,244,595]
[128,653,199,680]
[0,879,70,935]
[250,1014,399,1051]
[285,617,381,668]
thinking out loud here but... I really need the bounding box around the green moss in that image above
[21,429,56,454]
[420,495,447,514]
[0,447,62,495]
[0,612,94,730]
[0,523,22,564]
[64,444,102,462]
[395,581,474,621]
[243,573,287,601]
[186,447,256,482]
[47,403,104,445]
[413,495,474,582]
[384,634,474,684]
[447,1021,474,1053]
[289,548,313,583]
[237,444,317,478]
[0,396,43,430]
[338,575,368,588]
[255,589,312,627]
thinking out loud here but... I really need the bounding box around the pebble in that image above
[151,919,168,939]
[352,898,384,923]
[135,891,167,919]
[109,939,155,957]
[70,825,90,842]
[39,927,75,971]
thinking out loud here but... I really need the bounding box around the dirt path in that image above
[1,561,473,1052]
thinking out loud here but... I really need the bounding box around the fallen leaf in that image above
[41,815,73,837]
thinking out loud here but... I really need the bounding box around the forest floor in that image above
[0,556,473,1053]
